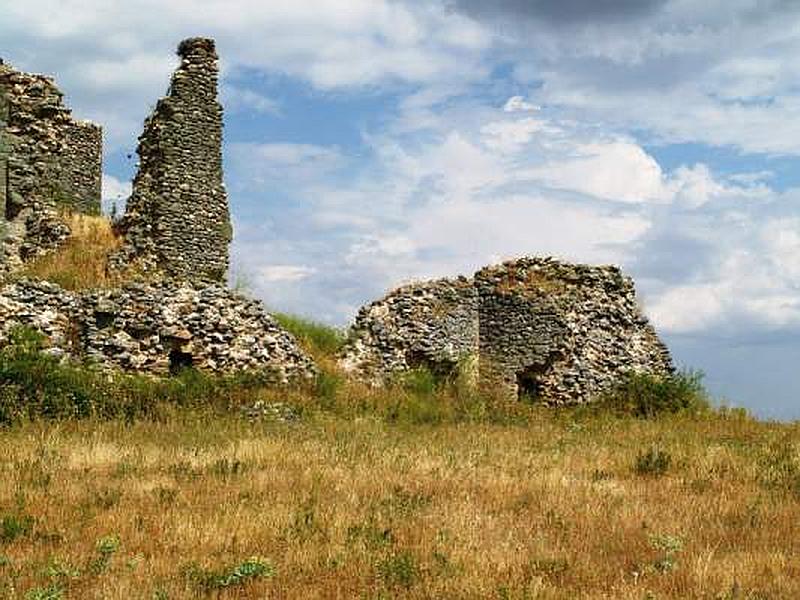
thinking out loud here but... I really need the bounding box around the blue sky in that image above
[4,0,800,418]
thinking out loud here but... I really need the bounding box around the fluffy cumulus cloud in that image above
[450,0,800,155]
[0,0,491,150]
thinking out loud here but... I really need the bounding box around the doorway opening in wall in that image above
[516,363,551,402]
[169,349,194,375]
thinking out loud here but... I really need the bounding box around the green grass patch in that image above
[271,313,346,356]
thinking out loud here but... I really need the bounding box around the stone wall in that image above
[0,59,102,276]
[340,277,478,382]
[340,257,673,404]
[112,38,231,283]
[475,257,673,404]
[0,278,317,382]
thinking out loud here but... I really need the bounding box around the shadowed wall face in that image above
[0,60,102,275]
[113,37,231,284]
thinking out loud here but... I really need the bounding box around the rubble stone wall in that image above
[0,60,102,275]
[0,279,317,383]
[475,258,673,404]
[339,277,478,381]
[340,257,674,404]
[112,38,231,283]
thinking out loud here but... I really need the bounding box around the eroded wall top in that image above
[112,38,231,284]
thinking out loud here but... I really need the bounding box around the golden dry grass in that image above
[1,408,799,599]
[19,214,129,291]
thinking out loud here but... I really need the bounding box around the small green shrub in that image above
[649,533,684,573]
[600,370,709,418]
[184,557,274,593]
[88,534,120,575]
[0,513,35,543]
[400,367,439,397]
[272,313,345,356]
[315,371,343,407]
[635,446,672,477]
[377,550,420,589]
[24,585,63,600]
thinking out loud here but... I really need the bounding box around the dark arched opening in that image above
[169,349,194,375]
[516,362,551,402]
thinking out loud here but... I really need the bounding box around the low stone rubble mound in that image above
[0,278,317,383]
[340,256,673,404]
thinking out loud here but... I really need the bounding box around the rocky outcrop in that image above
[111,38,231,283]
[0,279,316,383]
[0,59,102,276]
[340,257,673,404]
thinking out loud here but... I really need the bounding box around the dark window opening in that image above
[516,363,549,402]
[169,349,194,375]
[94,311,115,329]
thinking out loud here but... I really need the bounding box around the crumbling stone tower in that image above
[113,38,231,283]
[0,59,102,275]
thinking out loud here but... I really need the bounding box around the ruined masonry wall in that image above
[340,257,674,404]
[113,38,231,283]
[475,258,673,404]
[0,279,317,382]
[0,61,101,271]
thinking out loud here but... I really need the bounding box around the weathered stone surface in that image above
[340,277,478,382]
[0,278,317,383]
[475,257,673,404]
[0,59,102,276]
[111,38,231,283]
[340,257,673,404]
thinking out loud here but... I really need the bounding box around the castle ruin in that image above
[111,38,231,283]
[340,257,673,404]
[0,39,676,402]
[0,59,102,275]
[0,39,316,382]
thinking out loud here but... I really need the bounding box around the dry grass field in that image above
[2,402,799,599]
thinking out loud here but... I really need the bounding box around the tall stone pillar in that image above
[113,38,231,283]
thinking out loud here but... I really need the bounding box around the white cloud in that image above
[101,173,131,215]
[259,265,317,282]
[227,142,344,187]
[648,215,800,334]
[222,85,281,115]
[481,118,550,153]
[528,140,669,203]
[503,95,540,112]
[0,0,493,150]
